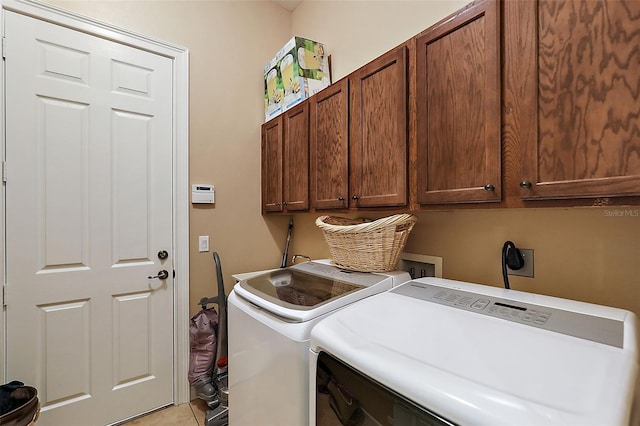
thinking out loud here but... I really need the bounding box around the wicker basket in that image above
[315,214,417,272]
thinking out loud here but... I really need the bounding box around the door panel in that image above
[310,79,349,210]
[4,11,174,425]
[113,110,153,261]
[283,102,310,211]
[416,0,501,204]
[519,0,640,199]
[349,46,408,208]
[261,117,284,213]
[38,97,90,269]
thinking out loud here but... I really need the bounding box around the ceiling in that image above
[272,0,302,11]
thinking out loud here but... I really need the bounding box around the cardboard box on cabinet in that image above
[264,36,331,121]
[264,63,283,121]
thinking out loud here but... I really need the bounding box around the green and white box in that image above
[264,36,331,121]
[264,63,282,121]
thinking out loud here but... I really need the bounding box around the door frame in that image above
[0,0,192,405]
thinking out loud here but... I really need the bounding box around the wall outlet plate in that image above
[507,248,534,278]
[398,253,443,279]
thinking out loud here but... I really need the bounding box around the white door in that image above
[4,10,174,425]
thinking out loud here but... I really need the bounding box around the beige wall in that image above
[292,0,468,80]
[44,0,640,319]
[292,207,640,316]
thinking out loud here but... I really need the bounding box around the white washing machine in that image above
[310,277,640,426]
[228,260,410,426]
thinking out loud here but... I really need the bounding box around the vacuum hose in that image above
[281,218,294,268]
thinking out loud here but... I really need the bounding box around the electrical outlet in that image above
[198,236,209,253]
[398,253,443,279]
[507,248,534,278]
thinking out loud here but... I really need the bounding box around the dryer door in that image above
[315,351,456,426]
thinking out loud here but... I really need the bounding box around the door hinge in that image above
[2,161,6,183]
[2,285,7,307]
[2,37,6,60]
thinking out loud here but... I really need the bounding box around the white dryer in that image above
[310,277,640,426]
[228,260,410,426]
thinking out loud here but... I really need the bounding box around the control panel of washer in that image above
[433,290,554,326]
[392,281,624,348]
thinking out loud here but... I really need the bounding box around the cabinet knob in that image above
[337,197,345,202]
[282,201,287,206]
[519,181,532,189]
[352,195,359,200]
[483,184,495,192]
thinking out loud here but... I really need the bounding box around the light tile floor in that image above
[123,399,208,426]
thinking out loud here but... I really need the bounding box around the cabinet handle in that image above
[483,184,495,192]
[337,197,345,202]
[519,181,532,189]
[352,195,359,201]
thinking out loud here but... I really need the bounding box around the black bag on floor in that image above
[0,381,39,426]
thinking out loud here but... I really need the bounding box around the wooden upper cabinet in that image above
[349,45,408,208]
[310,78,349,210]
[416,0,501,204]
[283,102,310,211]
[261,102,310,214]
[261,116,283,213]
[517,0,640,200]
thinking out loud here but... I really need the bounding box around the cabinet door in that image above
[310,79,349,210]
[416,0,501,204]
[283,102,309,211]
[349,45,408,208]
[518,0,640,199]
[261,116,283,213]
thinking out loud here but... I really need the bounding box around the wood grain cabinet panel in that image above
[518,0,640,199]
[261,116,283,213]
[349,45,409,208]
[283,102,310,211]
[310,79,349,210]
[261,102,310,214]
[416,0,501,204]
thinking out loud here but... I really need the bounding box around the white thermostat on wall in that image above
[192,184,215,204]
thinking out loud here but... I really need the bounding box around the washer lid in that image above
[234,261,392,322]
